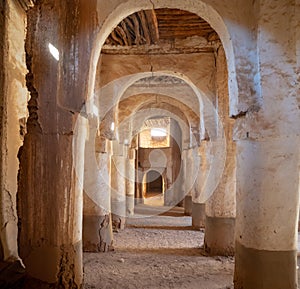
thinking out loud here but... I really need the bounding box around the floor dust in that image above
[83,206,234,289]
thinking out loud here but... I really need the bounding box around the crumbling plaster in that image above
[0,0,28,262]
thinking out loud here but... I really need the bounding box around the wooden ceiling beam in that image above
[124,18,136,40]
[159,32,209,38]
[111,30,124,46]
[159,29,211,34]
[160,30,209,34]
[104,8,219,47]
[124,17,135,31]
[155,8,193,15]
[159,24,213,31]
[159,20,211,26]
[121,20,132,46]
[157,15,200,20]
[145,10,160,44]
[131,13,142,45]
[138,11,152,45]
[115,26,129,46]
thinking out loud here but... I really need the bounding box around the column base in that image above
[192,202,206,229]
[21,241,82,288]
[184,196,192,216]
[112,214,125,230]
[0,260,26,288]
[164,189,176,207]
[234,241,297,289]
[126,195,135,216]
[135,198,144,205]
[111,200,126,230]
[83,215,114,252]
[204,216,235,256]
[23,276,57,289]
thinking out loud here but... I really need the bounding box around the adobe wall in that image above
[0,0,28,262]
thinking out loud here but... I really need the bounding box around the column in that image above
[173,157,185,207]
[204,46,236,256]
[18,111,87,287]
[234,139,299,289]
[111,142,126,230]
[234,1,299,287]
[15,0,103,284]
[184,196,193,216]
[184,149,197,216]
[126,149,135,216]
[135,138,144,204]
[204,136,236,256]
[83,119,113,252]
[192,202,206,229]
[192,143,208,229]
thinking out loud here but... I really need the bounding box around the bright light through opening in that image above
[151,128,167,137]
[48,43,59,61]
[110,122,115,131]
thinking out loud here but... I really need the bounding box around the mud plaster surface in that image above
[83,206,234,289]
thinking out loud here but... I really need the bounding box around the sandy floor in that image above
[83,206,234,289]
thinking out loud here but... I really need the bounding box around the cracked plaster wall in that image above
[0,0,28,262]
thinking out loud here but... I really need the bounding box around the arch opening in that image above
[89,3,239,115]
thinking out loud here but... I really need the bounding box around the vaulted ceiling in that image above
[104,8,219,48]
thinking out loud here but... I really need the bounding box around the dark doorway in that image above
[146,170,163,197]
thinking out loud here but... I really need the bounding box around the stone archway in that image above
[90,0,245,116]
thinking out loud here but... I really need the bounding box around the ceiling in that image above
[104,8,218,47]
[143,117,170,129]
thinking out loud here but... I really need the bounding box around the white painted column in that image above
[234,1,300,288]
[111,141,126,230]
[173,155,185,207]
[192,143,209,229]
[184,148,198,216]
[181,150,190,215]
[234,138,299,288]
[203,45,236,256]
[204,137,236,255]
[83,151,113,252]
[126,149,135,216]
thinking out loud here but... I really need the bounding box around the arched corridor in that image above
[0,1,299,289]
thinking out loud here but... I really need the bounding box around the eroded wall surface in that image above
[0,0,28,262]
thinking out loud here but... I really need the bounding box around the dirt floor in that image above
[83,205,234,289]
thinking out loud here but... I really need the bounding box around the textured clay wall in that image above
[0,0,28,262]
[0,1,4,261]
